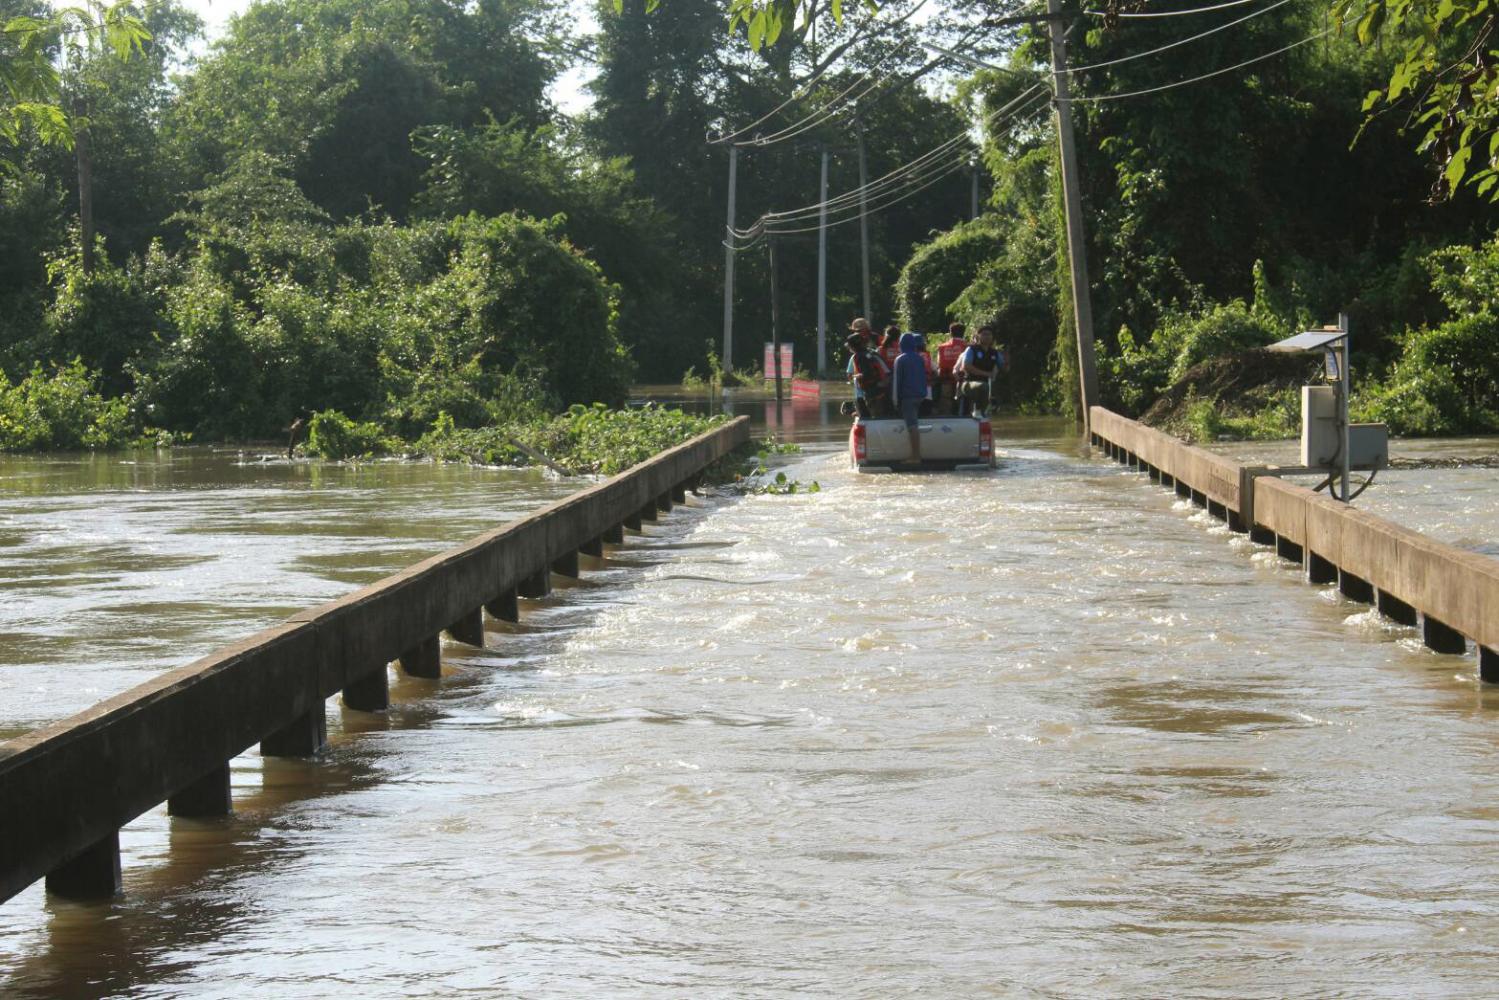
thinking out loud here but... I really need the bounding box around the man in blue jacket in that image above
[892,331,928,465]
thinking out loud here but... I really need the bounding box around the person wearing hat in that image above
[848,318,890,415]
[844,332,885,420]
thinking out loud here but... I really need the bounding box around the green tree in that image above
[166,0,556,220]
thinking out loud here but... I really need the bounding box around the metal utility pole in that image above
[722,145,739,372]
[1337,312,1351,502]
[769,236,784,402]
[1046,0,1100,433]
[970,157,980,221]
[817,148,830,375]
[855,122,872,322]
[74,97,95,276]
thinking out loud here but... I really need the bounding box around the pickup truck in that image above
[849,416,994,471]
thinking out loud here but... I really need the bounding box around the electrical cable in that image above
[742,84,1045,228]
[1060,25,1333,102]
[1086,0,1265,18]
[723,89,1045,249]
[710,0,932,146]
[1064,0,1300,75]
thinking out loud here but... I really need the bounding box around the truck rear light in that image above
[978,419,993,458]
[852,422,867,461]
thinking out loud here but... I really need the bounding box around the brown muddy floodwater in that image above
[4,402,1499,998]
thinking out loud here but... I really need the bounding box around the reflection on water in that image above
[4,401,1499,996]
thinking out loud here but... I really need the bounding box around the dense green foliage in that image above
[0,359,134,451]
[307,402,728,476]
[4,0,1499,451]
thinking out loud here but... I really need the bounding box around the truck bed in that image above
[849,416,993,470]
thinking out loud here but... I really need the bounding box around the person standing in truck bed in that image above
[893,332,928,465]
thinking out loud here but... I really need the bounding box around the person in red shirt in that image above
[935,323,969,415]
[877,324,901,371]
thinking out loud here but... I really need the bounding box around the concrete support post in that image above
[656,492,673,513]
[1423,615,1468,654]
[1250,526,1275,545]
[45,831,121,900]
[672,484,687,504]
[639,503,658,523]
[485,588,519,623]
[1338,570,1375,604]
[552,550,580,579]
[603,524,625,544]
[168,761,232,818]
[1481,647,1499,684]
[343,666,390,712]
[1275,535,1304,563]
[623,512,642,532]
[260,707,327,757]
[518,569,551,599]
[579,537,604,558]
[1305,551,1336,584]
[399,634,442,679]
[1375,590,1419,627]
[446,608,484,647]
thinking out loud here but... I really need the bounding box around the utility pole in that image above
[74,96,95,276]
[722,145,739,372]
[1046,0,1100,434]
[769,236,784,402]
[855,122,872,322]
[970,157,980,221]
[817,148,830,375]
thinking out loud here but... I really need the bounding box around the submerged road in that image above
[4,416,1499,996]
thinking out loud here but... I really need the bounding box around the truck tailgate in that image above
[852,418,990,467]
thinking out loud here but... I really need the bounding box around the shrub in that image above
[303,409,395,459]
[0,360,136,452]
[1359,311,1499,435]
[895,218,1005,332]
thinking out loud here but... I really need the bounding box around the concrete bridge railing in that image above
[1090,406,1498,674]
[0,416,750,906]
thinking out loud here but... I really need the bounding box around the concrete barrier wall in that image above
[1089,405,1498,674]
[0,416,750,905]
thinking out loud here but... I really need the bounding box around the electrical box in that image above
[1301,385,1338,466]
[1349,423,1389,469]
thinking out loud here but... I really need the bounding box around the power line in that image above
[709,0,931,146]
[1065,0,1300,75]
[1062,24,1333,101]
[742,85,1045,230]
[726,88,1045,246]
[1086,0,1266,18]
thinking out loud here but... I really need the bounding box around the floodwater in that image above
[4,398,1499,998]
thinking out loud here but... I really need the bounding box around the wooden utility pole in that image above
[1046,0,1099,432]
[769,236,784,402]
[817,148,830,375]
[722,145,739,371]
[855,122,872,322]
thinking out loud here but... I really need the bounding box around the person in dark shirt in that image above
[844,333,884,420]
[893,332,928,464]
[955,325,1006,417]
